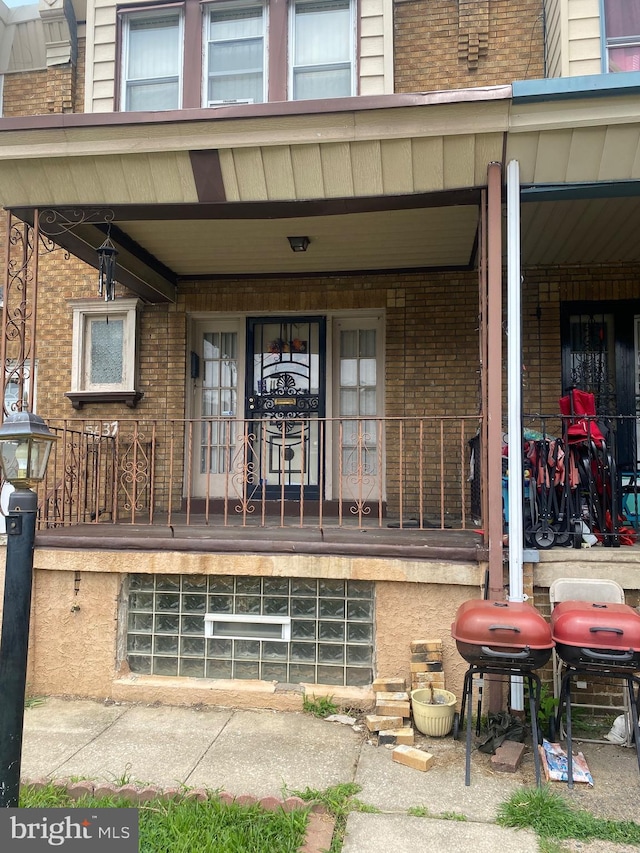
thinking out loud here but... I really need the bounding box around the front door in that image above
[561,301,637,469]
[245,317,326,500]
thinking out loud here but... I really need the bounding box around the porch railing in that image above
[517,412,640,548]
[32,415,483,531]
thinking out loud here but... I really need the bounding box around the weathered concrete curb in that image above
[21,777,335,853]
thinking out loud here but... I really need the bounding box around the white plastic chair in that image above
[549,577,631,745]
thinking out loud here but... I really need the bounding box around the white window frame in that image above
[288,0,356,101]
[120,8,184,112]
[204,613,292,641]
[69,299,141,395]
[331,314,385,501]
[603,0,640,73]
[202,0,268,107]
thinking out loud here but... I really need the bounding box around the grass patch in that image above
[302,694,338,718]
[497,785,640,844]
[24,696,46,709]
[20,783,309,853]
[290,782,378,853]
[407,806,466,821]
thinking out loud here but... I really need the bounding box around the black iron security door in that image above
[246,317,326,500]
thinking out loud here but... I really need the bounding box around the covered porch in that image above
[1,77,640,576]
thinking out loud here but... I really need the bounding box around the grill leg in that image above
[564,674,575,790]
[627,675,640,778]
[463,669,475,786]
[526,673,542,787]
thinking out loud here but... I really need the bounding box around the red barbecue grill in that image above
[550,600,640,788]
[451,599,554,785]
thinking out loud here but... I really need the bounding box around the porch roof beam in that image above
[13,209,178,304]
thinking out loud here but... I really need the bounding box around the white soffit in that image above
[119,206,480,276]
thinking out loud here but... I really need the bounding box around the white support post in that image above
[507,158,524,711]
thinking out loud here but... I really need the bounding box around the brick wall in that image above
[3,70,49,116]
[75,38,86,113]
[394,0,545,93]
[3,38,83,116]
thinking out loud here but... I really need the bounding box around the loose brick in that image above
[375,691,409,702]
[376,700,410,717]
[410,651,443,663]
[410,640,442,653]
[372,678,406,692]
[491,741,526,773]
[365,714,404,732]
[410,661,443,673]
[392,745,435,772]
[378,728,415,745]
[412,682,445,693]
[413,671,445,684]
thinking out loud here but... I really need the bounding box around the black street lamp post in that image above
[0,412,57,808]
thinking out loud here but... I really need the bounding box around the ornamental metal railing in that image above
[30,415,482,531]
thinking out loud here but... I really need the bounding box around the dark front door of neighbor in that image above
[561,301,637,470]
[245,316,326,500]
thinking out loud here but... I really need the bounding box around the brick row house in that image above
[0,0,638,712]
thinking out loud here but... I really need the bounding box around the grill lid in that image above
[551,601,640,652]
[451,599,553,650]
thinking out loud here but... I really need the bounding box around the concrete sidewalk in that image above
[19,697,640,852]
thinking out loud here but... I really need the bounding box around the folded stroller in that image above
[558,388,622,548]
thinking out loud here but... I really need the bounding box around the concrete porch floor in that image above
[34,517,487,562]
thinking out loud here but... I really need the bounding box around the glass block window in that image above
[127,574,374,686]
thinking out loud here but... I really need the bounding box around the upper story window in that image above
[290,0,354,100]
[205,2,267,105]
[604,0,640,72]
[122,10,184,110]
[118,0,355,111]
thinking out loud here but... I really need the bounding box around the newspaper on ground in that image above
[539,739,594,786]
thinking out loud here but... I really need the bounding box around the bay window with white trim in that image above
[121,8,184,111]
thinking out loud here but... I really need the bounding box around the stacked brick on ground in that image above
[369,677,414,746]
[410,639,445,692]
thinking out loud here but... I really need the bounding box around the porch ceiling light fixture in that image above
[287,236,310,253]
[97,227,118,301]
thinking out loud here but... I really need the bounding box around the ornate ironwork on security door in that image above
[246,317,325,498]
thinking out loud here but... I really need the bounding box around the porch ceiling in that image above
[1,88,640,301]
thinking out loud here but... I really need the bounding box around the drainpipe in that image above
[486,162,503,603]
[486,162,504,714]
[507,159,525,712]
